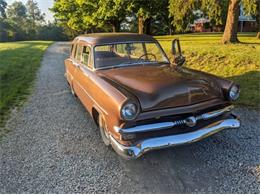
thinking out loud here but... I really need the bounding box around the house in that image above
[191,5,257,33]
[238,6,257,32]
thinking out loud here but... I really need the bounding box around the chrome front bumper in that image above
[110,116,240,159]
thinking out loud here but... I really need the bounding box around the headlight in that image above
[121,102,139,121]
[228,84,240,101]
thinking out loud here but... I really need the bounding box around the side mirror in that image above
[171,39,185,66]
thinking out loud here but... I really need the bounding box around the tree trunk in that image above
[138,15,144,34]
[144,17,151,35]
[111,21,120,32]
[221,0,240,44]
[256,0,260,39]
[112,25,116,32]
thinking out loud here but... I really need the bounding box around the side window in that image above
[82,46,91,68]
[73,44,77,59]
[70,43,74,57]
[75,44,83,61]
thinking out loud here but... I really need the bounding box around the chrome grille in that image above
[115,105,234,134]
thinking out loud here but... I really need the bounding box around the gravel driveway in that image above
[0,42,259,193]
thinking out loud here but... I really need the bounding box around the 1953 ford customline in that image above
[64,33,240,159]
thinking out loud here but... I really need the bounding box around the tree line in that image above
[0,0,68,42]
[0,0,259,43]
[51,0,259,43]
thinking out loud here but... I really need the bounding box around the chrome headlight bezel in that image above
[120,101,140,121]
[228,84,240,101]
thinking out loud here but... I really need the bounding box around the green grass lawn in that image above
[156,33,260,108]
[0,41,52,131]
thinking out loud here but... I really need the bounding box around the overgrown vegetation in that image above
[0,41,52,130]
[156,32,260,107]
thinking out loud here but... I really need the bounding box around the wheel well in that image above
[92,107,99,126]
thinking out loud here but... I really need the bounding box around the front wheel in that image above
[98,115,110,146]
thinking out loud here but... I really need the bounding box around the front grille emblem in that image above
[185,116,197,127]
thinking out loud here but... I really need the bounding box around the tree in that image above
[256,1,260,38]
[201,0,229,29]
[51,0,98,33]
[6,1,28,40]
[26,0,45,39]
[168,0,258,42]
[222,0,259,43]
[6,1,27,20]
[51,0,129,33]
[0,0,7,18]
[93,0,128,32]
[221,0,240,43]
[128,0,168,34]
[37,22,68,41]
[26,0,44,23]
[168,0,228,33]
[168,0,197,33]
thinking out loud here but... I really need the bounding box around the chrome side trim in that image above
[114,105,234,134]
[110,117,240,159]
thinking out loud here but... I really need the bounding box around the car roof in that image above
[76,33,156,45]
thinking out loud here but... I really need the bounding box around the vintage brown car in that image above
[64,33,240,159]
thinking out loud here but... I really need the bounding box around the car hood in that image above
[98,65,223,111]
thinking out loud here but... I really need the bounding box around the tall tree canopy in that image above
[26,0,44,22]
[0,0,67,42]
[6,1,27,20]
[51,0,169,35]
[26,0,45,39]
[51,0,127,33]
[93,0,128,32]
[0,0,7,18]
[128,0,168,34]
[168,0,197,33]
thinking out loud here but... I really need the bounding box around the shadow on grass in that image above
[239,41,260,45]
[227,71,260,108]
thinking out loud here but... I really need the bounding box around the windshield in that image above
[94,42,169,69]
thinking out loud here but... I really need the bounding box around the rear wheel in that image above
[98,115,110,146]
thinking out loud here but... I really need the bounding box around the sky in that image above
[6,0,54,22]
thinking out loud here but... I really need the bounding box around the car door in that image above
[72,42,94,113]
[64,40,77,86]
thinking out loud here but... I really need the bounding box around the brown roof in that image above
[77,33,155,45]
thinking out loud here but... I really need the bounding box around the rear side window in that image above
[75,44,83,61]
[82,46,91,68]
